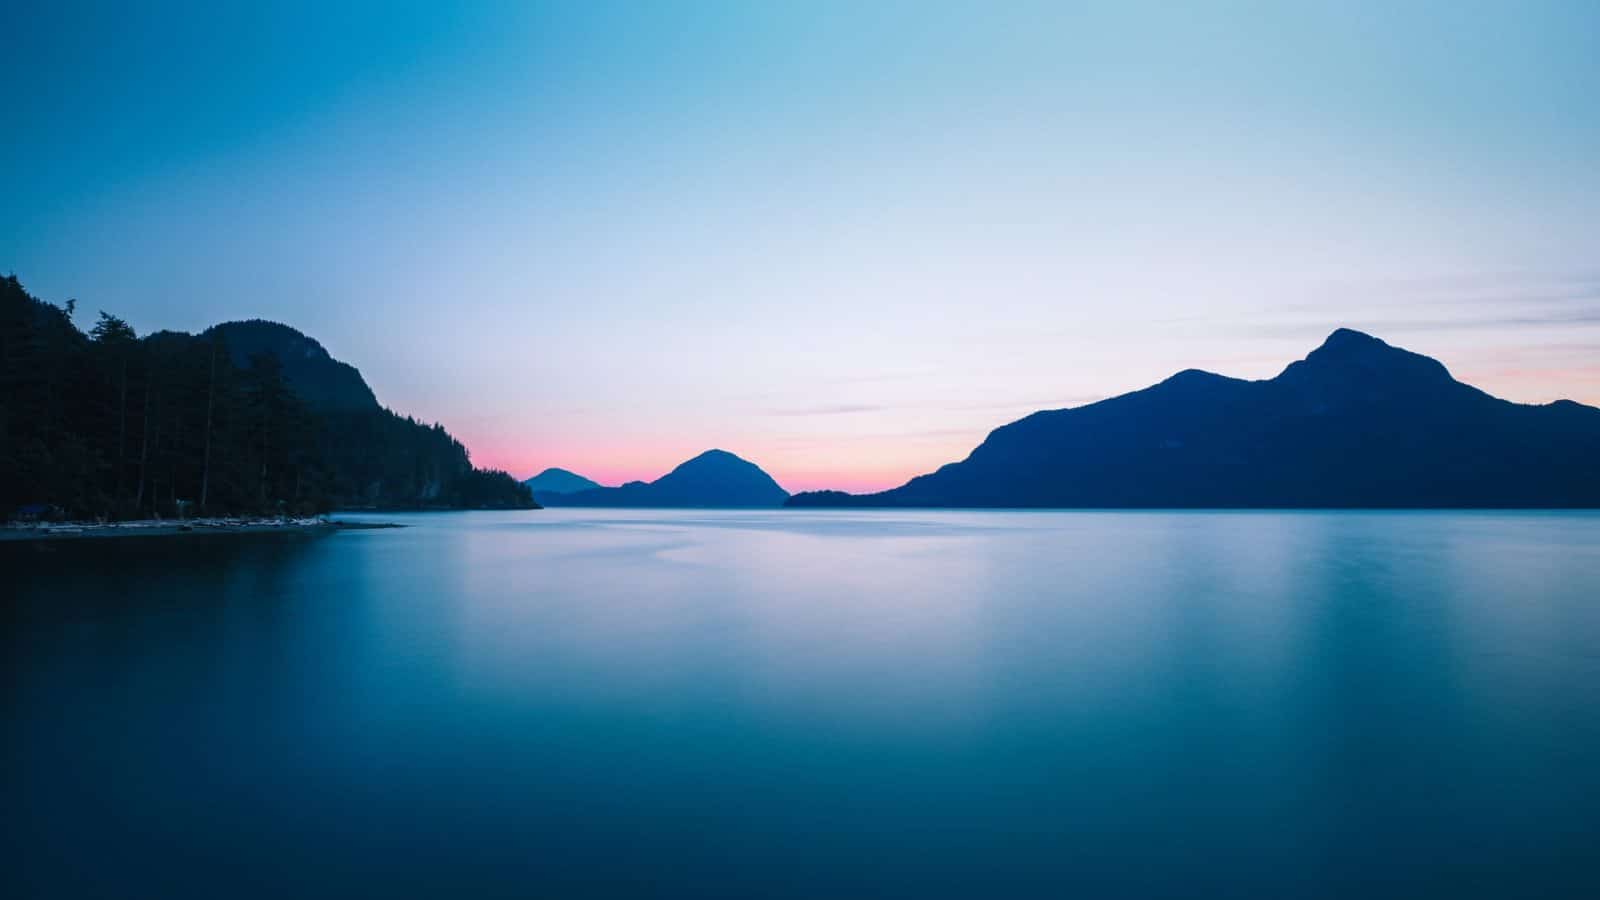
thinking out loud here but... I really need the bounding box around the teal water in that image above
[5,510,1599,897]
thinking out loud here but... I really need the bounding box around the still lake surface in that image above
[5,509,1599,897]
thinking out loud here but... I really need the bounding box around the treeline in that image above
[1,275,534,519]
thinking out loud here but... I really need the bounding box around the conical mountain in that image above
[524,468,602,496]
[540,450,789,508]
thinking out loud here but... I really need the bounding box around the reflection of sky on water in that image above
[6,509,1598,895]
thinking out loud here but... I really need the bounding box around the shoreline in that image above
[0,518,404,544]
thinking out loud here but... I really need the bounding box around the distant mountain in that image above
[523,467,602,495]
[205,320,379,412]
[788,329,1600,509]
[538,450,789,507]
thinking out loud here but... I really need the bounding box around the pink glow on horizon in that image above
[465,436,966,496]
[469,444,939,496]
[462,352,1600,497]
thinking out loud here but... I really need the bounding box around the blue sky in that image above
[5,1,1598,490]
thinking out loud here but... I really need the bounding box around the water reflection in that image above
[5,510,1599,897]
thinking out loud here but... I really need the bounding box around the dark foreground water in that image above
[5,510,1599,898]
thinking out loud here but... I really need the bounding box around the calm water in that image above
[5,510,1599,897]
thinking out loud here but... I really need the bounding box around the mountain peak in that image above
[1160,368,1233,389]
[1320,327,1382,348]
[540,450,788,507]
[523,467,602,495]
[1281,327,1452,385]
[667,449,773,481]
[205,319,379,411]
[683,448,738,465]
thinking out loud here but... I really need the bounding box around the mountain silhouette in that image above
[0,274,535,515]
[787,329,1600,508]
[538,450,789,507]
[202,319,532,509]
[523,467,602,495]
[205,320,379,412]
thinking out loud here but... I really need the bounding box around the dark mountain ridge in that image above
[537,450,788,508]
[788,329,1600,509]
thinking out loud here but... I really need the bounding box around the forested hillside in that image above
[0,275,534,518]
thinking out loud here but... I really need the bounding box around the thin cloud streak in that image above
[1249,308,1600,340]
[765,403,887,416]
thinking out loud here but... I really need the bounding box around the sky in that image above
[4,1,1598,493]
